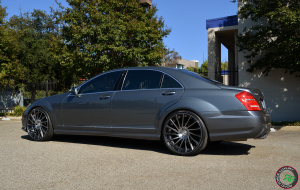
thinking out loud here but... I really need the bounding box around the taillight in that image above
[235,91,261,111]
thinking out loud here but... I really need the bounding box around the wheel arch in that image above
[24,100,58,129]
[158,108,212,142]
[157,97,219,135]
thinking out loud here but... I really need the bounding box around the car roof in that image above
[102,66,220,89]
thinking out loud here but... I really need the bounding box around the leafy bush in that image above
[23,90,67,100]
[272,121,300,126]
[13,106,26,116]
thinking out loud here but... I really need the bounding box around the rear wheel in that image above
[26,107,53,141]
[162,110,208,156]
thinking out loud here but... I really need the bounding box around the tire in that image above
[162,110,208,156]
[26,107,54,141]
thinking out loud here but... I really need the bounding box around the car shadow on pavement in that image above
[21,135,255,156]
[203,141,255,155]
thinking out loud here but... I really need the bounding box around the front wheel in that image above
[26,107,53,141]
[162,110,208,156]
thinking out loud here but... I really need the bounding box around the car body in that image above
[22,67,271,156]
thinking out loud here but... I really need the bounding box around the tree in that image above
[0,3,23,88]
[9,9,63,102]
[236,0,300,75]
[188,60,227,77]
[61,0,170,78]
[162,48,182,68]
[200,60,208,74]
[221,60,228,70]
[187,60,208,76]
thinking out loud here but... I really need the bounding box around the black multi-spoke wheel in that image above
[162,110,208,156]
[26,107,53,141]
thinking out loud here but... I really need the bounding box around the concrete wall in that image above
[207,25,238,82]
[237,1,300,122]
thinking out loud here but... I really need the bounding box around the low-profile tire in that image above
[162,110,208,156]
[26,107,53,141]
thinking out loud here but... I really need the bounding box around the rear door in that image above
[111,70,184,134]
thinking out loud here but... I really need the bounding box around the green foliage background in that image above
[62,0,170,78]
[188,60,228,77]
[0,0,170,102]
[237,0,300,75]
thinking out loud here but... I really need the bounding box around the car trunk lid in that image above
[217,85,266,111]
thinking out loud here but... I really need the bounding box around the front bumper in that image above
[21,112,27,132]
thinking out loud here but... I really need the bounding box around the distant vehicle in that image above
[22,67,271,156]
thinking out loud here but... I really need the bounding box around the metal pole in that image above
[46,80,49,97]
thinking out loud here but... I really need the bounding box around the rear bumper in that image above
[255,123,271,139]
[254,110,271,139]
[202,110,271,141]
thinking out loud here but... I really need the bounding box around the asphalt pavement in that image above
[0,119,299,190]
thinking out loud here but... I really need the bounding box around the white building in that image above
[176,59,199,69]
[206,1,300,122]
[164,59,199,70]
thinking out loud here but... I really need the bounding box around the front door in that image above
[61,71,122,132]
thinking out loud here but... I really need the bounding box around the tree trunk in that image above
[30,84,36,103]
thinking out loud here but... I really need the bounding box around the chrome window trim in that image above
[72,68,184,95]
[159,74,165,88]
[68,90,116,96]
[116,87,183,93]
[119,70,128,91]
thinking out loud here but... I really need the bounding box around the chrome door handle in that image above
[99,95,111,100]
[162,91,176,96]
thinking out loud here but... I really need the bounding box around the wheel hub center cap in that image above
[181,130,188,136]
[35,120,41,129]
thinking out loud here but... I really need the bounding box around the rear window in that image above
[179,69,222,85]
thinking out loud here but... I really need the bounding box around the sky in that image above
[2,0,238,64]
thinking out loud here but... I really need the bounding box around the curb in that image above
[273,125,300,132]
[0,116,22,121]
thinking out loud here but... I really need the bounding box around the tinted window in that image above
[79,71,122,94]
[122,70,162,90]
[161,74,182,88]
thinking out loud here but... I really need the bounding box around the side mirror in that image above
[70,87,79,95]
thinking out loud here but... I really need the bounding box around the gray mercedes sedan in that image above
[22,67,271,156]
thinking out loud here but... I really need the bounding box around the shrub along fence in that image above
[23,80,86,105]
[0,80,86,114]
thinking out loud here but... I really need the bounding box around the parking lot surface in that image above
[0,120,299,190]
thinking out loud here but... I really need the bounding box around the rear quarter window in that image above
[161,74,182,88]
[122,70,162,90]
